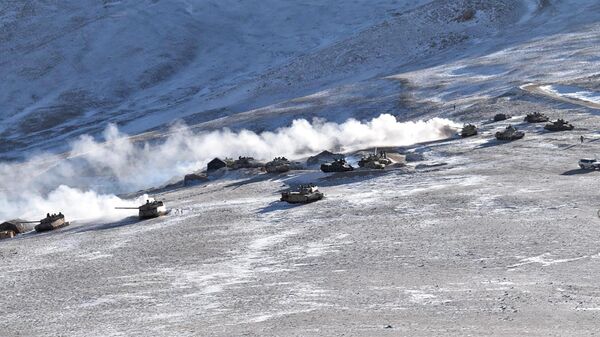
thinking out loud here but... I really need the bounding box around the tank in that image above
[493,113,511,122]
[495,125,525,141]
[228,156,263,169]
[524,112,549,123]
[116,200,169,219]
[544,119,574,131]
[265,157,291,173]
[139,200,168,219]
[34,213,69,232]
[361,160,385,169]
[460,124,478,137]
[281,184,324,204]
[0,219,35,234]
[358,151,391,169]
[321,158,354,173]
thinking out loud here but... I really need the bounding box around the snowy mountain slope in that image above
[0,0,553,159]
[0,0,433,158]
[396,0,600,119]
[174,0,600,136]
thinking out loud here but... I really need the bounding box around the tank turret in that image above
[280,184,324,204]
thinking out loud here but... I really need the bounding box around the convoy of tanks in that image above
[0,112,590,240]
[461,112,575,141]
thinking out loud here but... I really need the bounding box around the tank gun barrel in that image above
[115,207,139,210]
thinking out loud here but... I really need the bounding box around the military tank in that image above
[265,157,291,173]
[321,158,354,173]
[116,200,169,219]
[544,119,574,131]
[493,113,511,122]
[228,156,263,170]
[358,152,391,170]
[495,125,525,141]
[281,184,324,204]
[524,112,549,123]
[460,124,478,138]
[34,213,69,232]
[0,219,35,235]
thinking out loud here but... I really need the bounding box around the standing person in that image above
[581,135,584,144]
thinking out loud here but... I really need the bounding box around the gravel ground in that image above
[3,112,600,336]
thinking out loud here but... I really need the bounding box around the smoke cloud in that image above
[0,114,459,221]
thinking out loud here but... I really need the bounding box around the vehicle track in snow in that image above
[521,83,600,110]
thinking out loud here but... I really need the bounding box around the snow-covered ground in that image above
[4,112,600,336]
[4,0,600,335]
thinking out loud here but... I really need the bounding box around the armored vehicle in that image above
[544,119,574,131]
[460,124,478,138]
[265,157,291,173]
[321,158,354,173]
[281,184,324,204]
[0,219,35,235]
[359,158,385,169]
[116,200,169,219]
[229,156,263,170]
[524,112,549,123]
[358,152,391,169]
[493,113,511,122]
[35,213,69,232]
[495,125,524,141]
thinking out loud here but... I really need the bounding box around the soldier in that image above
[581,135,585,143]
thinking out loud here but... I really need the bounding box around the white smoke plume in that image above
[0,114,460,221]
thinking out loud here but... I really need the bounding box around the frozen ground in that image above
[4,111,600,336]
[4,0,600,335]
